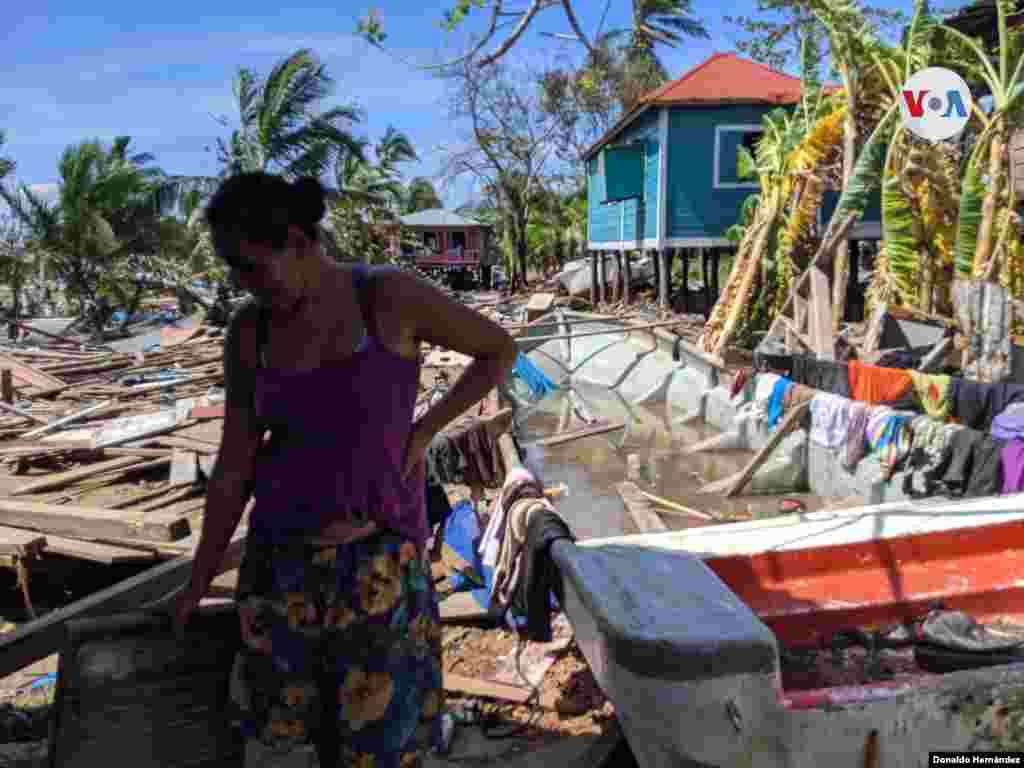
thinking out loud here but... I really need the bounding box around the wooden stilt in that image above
[613,251,623,302]
[665,248,676,301]
[700,248,711,318]
[598,253,607,304]
[658,249,670,310]
[589,251,598,306]
[618,249,626,303]
[652,249,661,300]
[1,370,11,404]
[680,249,690,313]
[712,248,722,303]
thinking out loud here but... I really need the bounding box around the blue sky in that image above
[1,0,915,211]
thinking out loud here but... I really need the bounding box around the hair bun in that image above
[291,177,326,224]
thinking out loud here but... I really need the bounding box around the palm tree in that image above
[600,0,710,108]
[0,130,14,182]
[216,48,364,180]
[0,137,171,334]
[403,177,443,213]
[335,126,417,210]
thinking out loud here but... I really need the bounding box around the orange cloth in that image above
[847,361,913,405]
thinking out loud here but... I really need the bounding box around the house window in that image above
[714,125,764,189]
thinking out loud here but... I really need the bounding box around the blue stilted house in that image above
[583,52,882,313]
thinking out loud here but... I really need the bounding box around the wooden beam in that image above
[808,266,833,358]
[616,481,667,532]
[9,455,151,496]
[722,400,811,498]
[0,537,243,680]
[532,421,626,447]
[0,527,46,557]
[43,535,159,564]
[0,498,190,542]
[0,350,66,390]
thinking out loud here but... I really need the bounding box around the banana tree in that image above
[805,0,887,330]
[940,0,1024,280]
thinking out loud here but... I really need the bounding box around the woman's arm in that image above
[386,269,518,439]
[181,302,263,604]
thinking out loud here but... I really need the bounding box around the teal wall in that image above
[666,104,772,240]
[587,109,660,243]
[587,102,884,246]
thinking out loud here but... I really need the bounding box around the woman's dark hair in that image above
[205,172,326,265]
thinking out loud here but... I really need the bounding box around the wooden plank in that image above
[43,535,158,564]
[0,527,46,557]
[0,498,190,542]
[0,536,243,680]
[0,350,66,390]
[439,592,489,623]
[9,455,150,496]
[533,421,626,447]
[721,399,811,498]
[158,435,219,454]
[443,672,563,710]
[615,481,667,532]
[808,266,833,358]
[19,400,116,440]
[525,292,556,322]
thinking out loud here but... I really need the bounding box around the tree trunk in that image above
[974,120,1006,276]
[832,83,859,332]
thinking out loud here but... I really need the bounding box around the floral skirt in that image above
[230,528,443,767]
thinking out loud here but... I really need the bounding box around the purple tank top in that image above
[249,265,427,541]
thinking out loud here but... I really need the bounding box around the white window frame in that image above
[713,125,764,189]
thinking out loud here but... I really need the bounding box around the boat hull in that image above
[552,495,1024,766]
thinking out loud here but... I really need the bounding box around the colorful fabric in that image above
[809,393,852,449]
[231,529,443,766]
[441,499,485,593]
[992,403,1024,442]
[1002,441,1024,494]
[847,361,914,406]
[909,372,953,420]
[767,377,794,432]
[843,402,870,471]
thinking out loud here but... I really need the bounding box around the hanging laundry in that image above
[843,402,871,471]
[809,394,852,449]
[877,418,914,482]
[909,372,953,420]
[489,493,558,617]
[479,467,544,589]
[903,417,959,497]
[730,368,750,400]
[423,417,506,489]
[791,355,852,398]
[953,379,1024,431]
[767,377,794,432]
[518,509,574,642]
[992,402,1024,442]
[938,429,1006,498]
[865,407,896,451]
[1001,441,1024,494]
[848,361,914,406]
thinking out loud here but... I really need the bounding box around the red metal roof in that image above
[643,52,837,106]
[582,53,840,159]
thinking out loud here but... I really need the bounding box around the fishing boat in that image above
[502,309,1024,764]
[554,255,656,297]
[548,494,1024,767]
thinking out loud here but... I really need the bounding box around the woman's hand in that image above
[402,420,432,480]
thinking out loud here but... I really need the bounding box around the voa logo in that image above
[900,67,973,142]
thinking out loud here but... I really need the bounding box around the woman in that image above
[173,172,517,767]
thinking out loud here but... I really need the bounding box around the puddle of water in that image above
[517,389,828,540]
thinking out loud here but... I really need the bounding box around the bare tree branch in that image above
[560,0,596,57]
[479,0,549,66]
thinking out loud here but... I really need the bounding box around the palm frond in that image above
[953,135,988,276]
